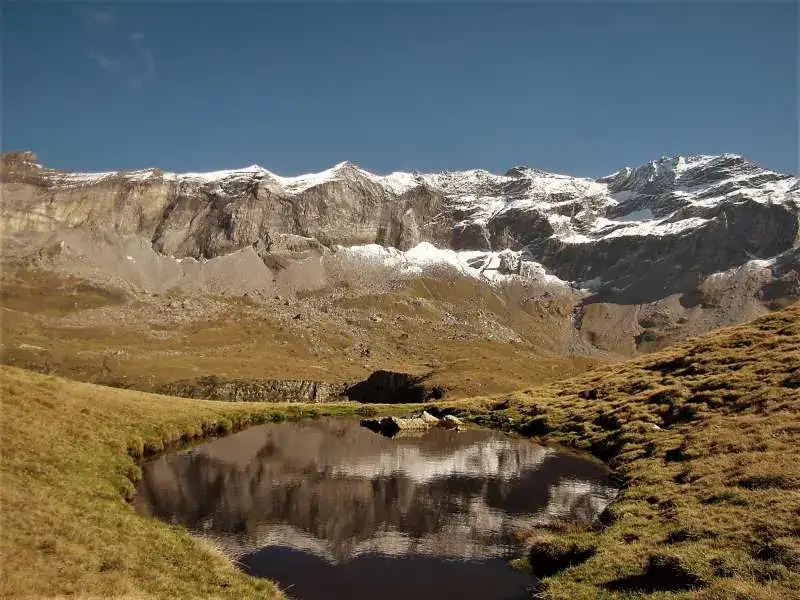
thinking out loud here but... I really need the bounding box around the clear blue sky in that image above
[3,1,797,177]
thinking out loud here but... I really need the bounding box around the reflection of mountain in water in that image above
[134,418,617,562]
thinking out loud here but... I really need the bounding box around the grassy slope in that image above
[440,302,800,599]
[1,304,798,599]
[0,367,412,599]
[1,268,605,399]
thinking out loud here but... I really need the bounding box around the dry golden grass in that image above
[1,268,605,399]
[436,302,800,598]
[0,366,414,599]
[1,293,797,598]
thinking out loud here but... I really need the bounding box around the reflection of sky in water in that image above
[135,418,617,563]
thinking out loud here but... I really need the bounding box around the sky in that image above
[2,1,798,178]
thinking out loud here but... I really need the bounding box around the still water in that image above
[134,417,617,600]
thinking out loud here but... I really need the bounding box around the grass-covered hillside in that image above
[0,302,797,599]
[443,302,800,599]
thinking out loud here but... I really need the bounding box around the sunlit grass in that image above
[1,302,798,598]
[434,302,800,599]
[0,367,414,599]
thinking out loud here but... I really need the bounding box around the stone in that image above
[442,414,464,429]
[359,416,430,437]
[421,411,440,425]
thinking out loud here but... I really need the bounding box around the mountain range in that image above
[1,149,797,396]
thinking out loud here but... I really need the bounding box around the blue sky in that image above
[3,1,797,177]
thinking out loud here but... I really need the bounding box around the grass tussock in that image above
[0,366,414,599]
[431,302,800,599]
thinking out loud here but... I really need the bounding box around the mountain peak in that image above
[503,165,531,177]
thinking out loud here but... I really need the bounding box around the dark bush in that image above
[737,475,798,490]
[701,491,748,506]
[605,553,705,592]
[754,541,800,570]
[665,445,690,462]
[345,370,445,404]
[665,528,717,544]
[593,411,623,431]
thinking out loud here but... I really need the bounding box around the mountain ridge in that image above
[2,149,797,304]
[5,148,785,183]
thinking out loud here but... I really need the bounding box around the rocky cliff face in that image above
[3,151,796,304]
[1,152,451,262]
[157,375,343,403]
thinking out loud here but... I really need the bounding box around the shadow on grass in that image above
[603,554,704,593]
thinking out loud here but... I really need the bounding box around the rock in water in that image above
[421,411,440,425]
[360,415,439,437]
[442,414,464,429]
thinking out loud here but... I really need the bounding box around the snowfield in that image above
[336,242,570,287]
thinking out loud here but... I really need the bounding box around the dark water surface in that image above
[134,418,617,600]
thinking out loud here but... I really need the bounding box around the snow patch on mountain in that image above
[177,165,268,183]
[617,208,654,222]
[48,171,118,187]
[366,171,423,195]
[336,242,569,286]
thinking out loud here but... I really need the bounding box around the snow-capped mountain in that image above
[2,150,798,304]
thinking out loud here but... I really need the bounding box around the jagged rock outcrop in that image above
[157,375,343,403]
[0,155,450,265]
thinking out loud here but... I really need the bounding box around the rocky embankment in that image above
[156,370,448,404]
[157,375,343,403]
